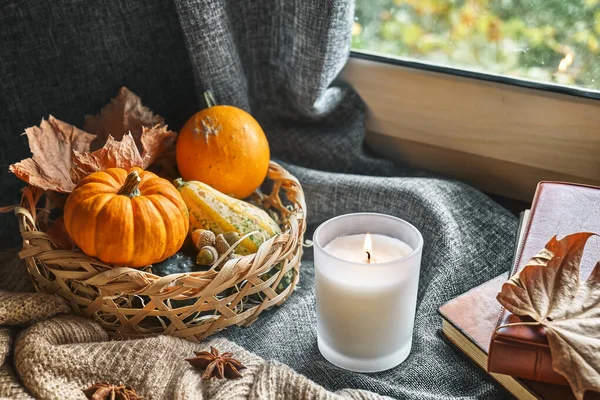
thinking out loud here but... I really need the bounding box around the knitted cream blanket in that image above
[0,251,383,400]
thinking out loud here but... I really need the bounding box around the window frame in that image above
[351,52,600,101]
[342,53,600,201]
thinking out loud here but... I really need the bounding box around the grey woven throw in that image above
[0,0,516,398]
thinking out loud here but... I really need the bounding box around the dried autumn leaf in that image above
[506,247,554,287]
[141,125,178,180]
[9,116,96,192]
[497,232,600,400]
[69,126,176,183]
[83,87,175,175]
[11,88,174,192]
[84,87,164,151]
[71,134,143,183]
[139,125,176,169]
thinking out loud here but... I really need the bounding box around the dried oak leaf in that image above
[186,346,246,380]
[9,116,96,192]
[84,86,164,151]
[82,382,142,400]
[497,232,600,400]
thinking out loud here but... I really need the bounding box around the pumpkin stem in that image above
[118,170,141,198]
[204,91,218,108]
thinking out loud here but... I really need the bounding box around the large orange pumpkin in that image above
[63,167,189,267]
[176,94,270,199]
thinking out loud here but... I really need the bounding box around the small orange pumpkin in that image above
[175,92,270,199]
[63,167,189,267]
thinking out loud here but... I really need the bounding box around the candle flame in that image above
[364,233,373,263]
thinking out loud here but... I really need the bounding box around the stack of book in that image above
[439,182,600,400]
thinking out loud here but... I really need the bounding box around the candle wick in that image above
[366,251,371,263]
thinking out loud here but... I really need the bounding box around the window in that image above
[352,0,600,92]
[343,1,600,202]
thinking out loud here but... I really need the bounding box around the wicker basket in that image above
[14,161,306,342]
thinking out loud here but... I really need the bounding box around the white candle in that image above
[313,213,423,373]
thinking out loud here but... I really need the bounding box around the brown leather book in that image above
[439,270,597,400]
[487,182,600,386]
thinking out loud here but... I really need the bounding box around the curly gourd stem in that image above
[118,170,141,198]
[204,91,218,108]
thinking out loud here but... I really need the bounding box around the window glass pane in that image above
[352,0,600,91]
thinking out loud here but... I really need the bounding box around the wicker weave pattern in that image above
[14,162,306,341]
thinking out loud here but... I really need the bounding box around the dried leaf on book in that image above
[497,232,600,400]
[9,116,96,192]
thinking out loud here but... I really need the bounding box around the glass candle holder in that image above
[313,213,424,373]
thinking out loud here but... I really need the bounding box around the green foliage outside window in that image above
[352,0,600,90]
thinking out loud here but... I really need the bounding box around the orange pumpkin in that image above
[63,167,189,267]
[175,93,270,199]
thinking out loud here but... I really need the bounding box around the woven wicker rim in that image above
[13,161,306,341]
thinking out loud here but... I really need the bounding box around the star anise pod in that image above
[186,346,246,380]
[82,382,142,400]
